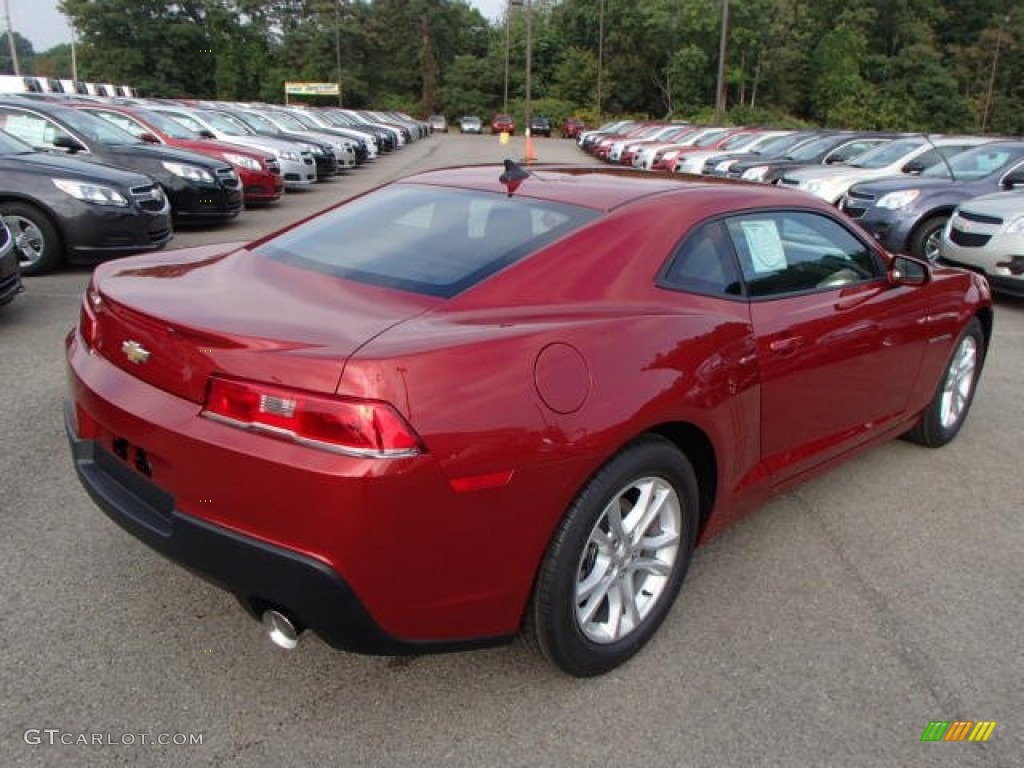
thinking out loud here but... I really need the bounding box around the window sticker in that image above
[741,220,787,273]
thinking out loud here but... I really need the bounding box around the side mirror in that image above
[198,129,216,139]
[1002,170,1024,190]
[903,160,925,175]
[888,254,930,287]
[139,132,160,144]
[52,134,85,153]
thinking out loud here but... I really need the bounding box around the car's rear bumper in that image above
[64,400,513,656]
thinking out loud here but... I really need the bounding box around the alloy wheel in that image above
[4,215,45,269]
[575,477,682,644]
[939,334,978,430]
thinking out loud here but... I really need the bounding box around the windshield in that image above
[922,145,1024,180]
[786,135,845,161]
[135,109,198,139]
[757,133,812,157]
[268,111,307,131]
[57,108,141,145]
[0,128,34,154]
[695,129,730,148]
[196,110,250,135]
[720,132,758,150]
[256,185,598,298]
[234,111,278,132]
[849,138,924,168]
[291,111,324,129]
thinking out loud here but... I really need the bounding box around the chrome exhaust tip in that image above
[262,609,301,650]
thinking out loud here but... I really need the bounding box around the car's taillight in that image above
[80,281,101,349]
[201,377,422,459]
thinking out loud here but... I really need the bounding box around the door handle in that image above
[769,336,805,355]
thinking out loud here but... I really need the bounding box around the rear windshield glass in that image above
[256,184,599,298]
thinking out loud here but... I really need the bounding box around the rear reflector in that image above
[202,376,422,458]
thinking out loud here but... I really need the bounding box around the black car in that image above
[0,98,242,221]
[841,140,1024,261]
[211,108,342,180]
[727,132,896,183]
[529,115,552,138]
[0,218,24,304]
[702,131,825,176]
[0,128,172,275]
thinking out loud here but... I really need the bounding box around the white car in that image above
[459,116,482,134]
[673,131,792,174]
[940,192,1024,297]
[148,106,318,187]
[780,136,993,204]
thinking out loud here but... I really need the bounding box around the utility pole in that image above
[69,17,78,81]
[334,1,343,106]
[503,1,512,113]
[980,15,1010,133]
[3,0,20,76]
[525,0,532,134]
[715,0,729,123]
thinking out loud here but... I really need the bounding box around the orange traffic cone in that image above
[524,131,537,163]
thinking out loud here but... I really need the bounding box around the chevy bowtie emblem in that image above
[122,340,151,364]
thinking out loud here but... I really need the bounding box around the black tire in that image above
[0,202,63,276]
[525,436,700,677]
[909,215,948,262]
[904,318,985,447]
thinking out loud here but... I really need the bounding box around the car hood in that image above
[215,134,306,154]
[958,191,1024,217]
[850,176,961,195]
[0,151,154,185]
[102,143,229,170]
[172,137,271,161]
[88,244,441,403]
[785,165,863,182]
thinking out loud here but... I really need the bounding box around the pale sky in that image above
[5,0,508,53]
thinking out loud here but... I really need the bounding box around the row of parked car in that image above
[429,112,587,139]
[0,92,430,279]
[578,120,1024,296]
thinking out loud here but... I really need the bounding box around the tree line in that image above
[4,1,1019,134]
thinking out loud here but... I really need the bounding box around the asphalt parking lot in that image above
[2,133,1021,768]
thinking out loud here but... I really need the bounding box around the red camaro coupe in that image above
[65,163,992,676]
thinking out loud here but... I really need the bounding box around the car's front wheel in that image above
[525,436,699,677]
[0,202,63,276]
[904,317,985,447]
[910,215,948,262]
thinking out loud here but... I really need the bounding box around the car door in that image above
[724,210,931,486]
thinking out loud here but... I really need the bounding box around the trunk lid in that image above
[88,245,439,403]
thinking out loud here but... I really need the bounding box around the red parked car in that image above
[561,117,586,139]
[65,164,992,676]
[73,104,284,205]
[492,113,515,135]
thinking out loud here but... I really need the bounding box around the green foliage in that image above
[0,31,35,75]
[48,0,1022,134]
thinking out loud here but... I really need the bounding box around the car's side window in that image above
[725,211,882,298]
[660,221,743,298]
[0,109,58,149]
